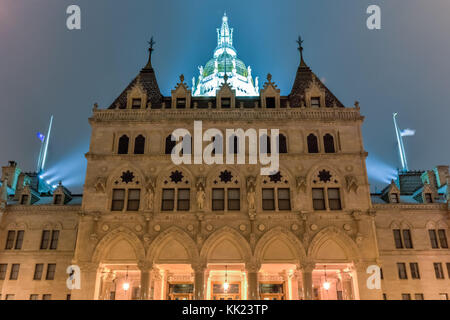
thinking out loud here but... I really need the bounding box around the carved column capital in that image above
[299,260,316,273]
[138,261,153,272]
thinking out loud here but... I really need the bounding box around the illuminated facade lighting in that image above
[192,13,259,97]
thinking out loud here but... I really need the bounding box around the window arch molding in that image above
[155,165,194,213]
[106,165,145,212]
[255,166,295,212]
[133,134,147,154]
[206,166,244,212]
[306,164,345,211]
[117,134,130,155]
[323,133,336,153]
[306,132,320,153]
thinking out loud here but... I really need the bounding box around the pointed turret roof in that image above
[289,36,344,108]
[108,37,163,109]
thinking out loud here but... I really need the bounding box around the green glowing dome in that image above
[202,52,248,78]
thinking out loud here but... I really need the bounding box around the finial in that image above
[93,102,98,110]
[223,73,229,83]
[179,74,185,83]
[297,36,306,67]
[267,73,272,82]
[354,101,360,108]
[143,36,155,70]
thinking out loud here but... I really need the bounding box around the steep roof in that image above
[108,42,163,109]
[289,39,344,108]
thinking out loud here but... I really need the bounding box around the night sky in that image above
[0,0,449,193]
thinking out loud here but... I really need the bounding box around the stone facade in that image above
[0,16,448,300]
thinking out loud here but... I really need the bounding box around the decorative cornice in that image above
[5,205,81,213]
[85,152,369,161]
[373,203,447,210]
[90,107,363,123]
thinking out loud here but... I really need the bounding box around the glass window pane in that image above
[278,188,291,210]
[393,229,403,249]
[162,189,175,211]
[438,229,448,248]
[312,188,325,210]
[328,188,341,210]
[429,230,439,248]
[127,189,140,211]
[262,188,275,210]
[10,264,20,280]
[177,189,190,211]
[112,189,125,211]
[403,229,413,249]
[46,264,56,280]
[34,264,43,280]
[228,189,240,211]
[40,230,51,250]
[5,230,15,250]
[50,230,59,250]
[212,189,224,211]
[14,230,24,250]
[0,264,7,280]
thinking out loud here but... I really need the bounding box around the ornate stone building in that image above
[0,15,448,300]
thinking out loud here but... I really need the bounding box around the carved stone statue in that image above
[145,177,156,211]
[345,175,358,193]
[246,176,256,212]
[296,176,306,193]
[94,177,106,193]
[195,177,206,211]
[196,185,206,211]
[247,187,256,212]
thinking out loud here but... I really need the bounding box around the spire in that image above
[217,13,233,48]
[108,37,163,109]
[289,35,344,108]
[142,36,156,71]
[296,36,307,67]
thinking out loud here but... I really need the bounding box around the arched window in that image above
[118,135,129,154]
[278,134,287,154]
[165,135,176,155]
[134,135,145,154]
[307,134,319,153]
[226,135,239,155]
[323,134,335,153]
[181,134,192,155]
[260,134,271,154]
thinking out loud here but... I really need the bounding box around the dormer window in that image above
[20,195,29,205]
[266,97,275,108]
[131,98,142,109]
[176,98,186,109]
[424,193,433,203]
[311,97,320,108]
[390,193,399,203]
[54,194,62,205]
[221,97,231,108]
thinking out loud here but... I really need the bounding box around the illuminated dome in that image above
[192,13,259,97]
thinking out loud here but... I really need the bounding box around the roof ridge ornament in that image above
[143,36,155,70]
[297,36,307,67]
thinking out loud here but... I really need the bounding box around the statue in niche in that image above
[95,177,106,193]
[196,184,206,211]
[246,176,256,212]
[196,177,206,211]
[145,177,156,211]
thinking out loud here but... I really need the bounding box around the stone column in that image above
[294,268,303,300]
[193,263,206,300]
[71,262,101,300]
[246,262,260,300]
[301,262,315,300]
[138,261,152,300]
